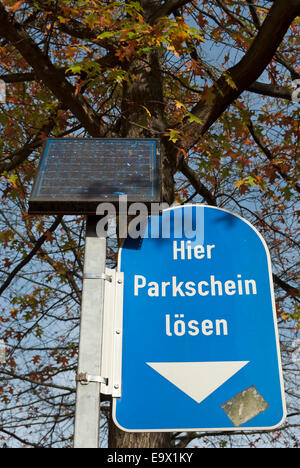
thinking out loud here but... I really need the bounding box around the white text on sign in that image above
[133,241,258,338]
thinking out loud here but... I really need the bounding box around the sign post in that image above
[74,217,106,448]
[113,205,286,432]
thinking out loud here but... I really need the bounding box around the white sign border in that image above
[113,204,287,433]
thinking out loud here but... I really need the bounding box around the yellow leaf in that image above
[142,106,152,117]
[175,100,186,110]
[167,46,179,57]
[166,129,181,143]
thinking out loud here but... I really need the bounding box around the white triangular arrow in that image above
[146,361,249,404]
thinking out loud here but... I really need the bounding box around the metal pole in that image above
[74,217,106,448]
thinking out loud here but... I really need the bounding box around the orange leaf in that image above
[7,1,24,12]
[142,106,152,117]
[179,148,188,159]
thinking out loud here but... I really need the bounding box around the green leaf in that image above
[223,71,238,90]
[166,129,181,143]
[187,112,202,124]
[97,31,116,40]
[66,64,83,74]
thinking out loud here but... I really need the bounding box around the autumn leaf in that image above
[175,100,186,110]
[166,129,181,143]
[223,71,238,90]
[32,355,41,365]
[142,106,152,117]
[115,42,137,62]
[74,81,83,97]
[166,45,179,57]
[44,230,53,243]
[178,148,188,160]
[7,1,24,13]
[3,257,11,268]
[187,112,202,124]
[57,16,71,24]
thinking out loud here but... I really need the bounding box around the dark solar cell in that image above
[29,138,161,214]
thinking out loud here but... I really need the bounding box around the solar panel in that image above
[28,138,161,215]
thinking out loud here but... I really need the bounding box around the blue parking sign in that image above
[113,205,286,432]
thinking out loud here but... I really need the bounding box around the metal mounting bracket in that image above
[100,268,124,398]
[83,273,112,282]
[76,372,108,386]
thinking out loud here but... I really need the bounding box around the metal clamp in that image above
[76,372,108,386]
[83,273,112,282]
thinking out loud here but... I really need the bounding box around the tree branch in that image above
[246,0,261,30]
[179,159,216,206]
[0,108,59,173]
[1,368,74,393]
[247,119,300,194]
[0,4,106,137]
[27,0,114,50]
[247,81,293,101]
[0,71,36,83]
[0,427,41,448]
[273,273,299,300]
[147,0,193,24]
[181,0,300,150]
[0,49,120,84]
[0,216,62,297]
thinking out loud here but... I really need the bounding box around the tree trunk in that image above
[108,406,173,448]
[108,1,175,448]
[118,46,176,205]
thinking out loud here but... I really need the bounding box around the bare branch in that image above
[0,216,62,297]
[1,369,74,393]
[247,81,293,101]
[0,110,58,173]
[247,119,300,194]
[0,71,36,83]
[273,273,300,300]
[147,0,193,24]
[0,427,41,448]
[179,159,216,206]
[246,0,261,30]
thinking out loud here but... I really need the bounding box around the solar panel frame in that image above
[28,138,162,215]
